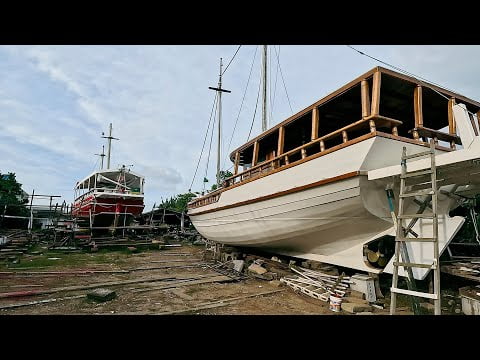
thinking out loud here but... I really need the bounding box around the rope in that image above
[188,92,218,192]
[247,72,263,141]
[273,45,293,113]
[222,45,242,75]
[203,98,219,192]
[222,45,259,169]
[270,45,281,123]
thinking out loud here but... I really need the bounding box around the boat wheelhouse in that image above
[188,66,480,280]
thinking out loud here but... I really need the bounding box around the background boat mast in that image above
[102,123,119,170]
[209,58,231,187]
[95,145,106,170]
[262,45,268,132]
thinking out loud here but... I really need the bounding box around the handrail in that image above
[225,115,402,185]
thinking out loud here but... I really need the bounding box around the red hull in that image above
[72,195,144,218]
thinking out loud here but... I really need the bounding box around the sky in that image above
[1,45,480,210]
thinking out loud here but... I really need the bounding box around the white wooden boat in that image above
[188,66,480,280]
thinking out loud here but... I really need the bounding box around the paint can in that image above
[329,294,342,312]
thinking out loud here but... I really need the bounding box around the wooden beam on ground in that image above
[155,289,286,315]
[131,275,232,293]
[361,79,371,118]
[311,107,319,141]
[370,71,381,116]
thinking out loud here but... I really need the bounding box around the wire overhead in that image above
[189,92,218,192]
[222,45,242,75]
[223,45,259,169]
[273,45,293,114]
[247,71,263,141]
[203,97,219,192]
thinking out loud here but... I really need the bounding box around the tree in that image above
[210,170,233,190]
[0,172,29,227]
[159,192,197,213]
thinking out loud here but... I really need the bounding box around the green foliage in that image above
[0,172,29,217]
[160,192,197,213]
[210,170,233,190]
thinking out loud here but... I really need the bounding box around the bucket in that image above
[329,295,343,312]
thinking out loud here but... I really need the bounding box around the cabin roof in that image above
[229,66,480,161]
[75,168,144,189]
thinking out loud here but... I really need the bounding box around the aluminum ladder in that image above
[390,139,441,315]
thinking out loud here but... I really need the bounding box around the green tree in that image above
[160,192,197,213]
[210,170,233,190]
[0,172,29,226]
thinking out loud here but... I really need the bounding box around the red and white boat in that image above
[72,167,145,228]
[72,123,145,229]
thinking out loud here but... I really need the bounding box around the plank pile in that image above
[280,266,352,302]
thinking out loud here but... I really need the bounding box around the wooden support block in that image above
[342,130,348,143]
[369,119,376,133]
[301,148,307,159]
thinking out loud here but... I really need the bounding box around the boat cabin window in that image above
[257,131,278,163]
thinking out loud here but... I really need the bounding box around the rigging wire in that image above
[247,72,263,141]
[188,92,218,192]
[270,45,281,123]
[273,45,293,114]
[222,45,259,169]
[203,97,219,192]
[346,45,476,113]
[222,45,242,76]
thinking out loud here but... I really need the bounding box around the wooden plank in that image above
[252,141,259,167]
[277,126,285,156]
[408,126,461,144]
[414,85,424,128]
[131,275,232,293]
[311,107,319,140]
[370,71,381,116]
[448,97,457,149]
[233,152,240,175]
[361,79,371,118]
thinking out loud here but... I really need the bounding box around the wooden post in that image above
[413,85,423,140]
[252,141,259,167]
[233,152,240,175]
[301,148,307,159]
[342,130,348,143]
[477,111,480,134]
[392,126,398,136]
[284,155,289,165]
[469,113,479,136]
[370,71,381,116]
[369,120,376,133]
[320,140,325,152]
[448,98,456,149]
[361,79,371,118]
[277,126,285,156]
[311,107,319,141]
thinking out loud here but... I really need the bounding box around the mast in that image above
[95,145,106,170]
[102,123,119,170]
[209,58,231,187]
[262,45,268,132]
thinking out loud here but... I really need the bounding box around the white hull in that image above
[190,131,480,280]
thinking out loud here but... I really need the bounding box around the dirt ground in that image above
[0,244,410,315]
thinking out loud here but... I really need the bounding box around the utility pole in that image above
[102,123,119,170]
[95,145,106,170]
[262,45,268,132]
[209,58,231,187]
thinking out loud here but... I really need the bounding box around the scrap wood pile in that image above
[280,266,352,302]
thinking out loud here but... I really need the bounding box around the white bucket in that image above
[329,295,343,312]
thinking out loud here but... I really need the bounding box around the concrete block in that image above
[341,302,373,314]
[232,260,245,273]
[350,274,376,302]
[87,288,117,302]
[349,290,366,299]
[248,263,267,275]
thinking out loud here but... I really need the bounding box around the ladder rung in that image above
[390,287,438,300]
[401,169,433,178]
[393,261,434,269]
[396,237,437,242]
[400,189,434,198]
[397,214,435,219]
[403,151,433,160]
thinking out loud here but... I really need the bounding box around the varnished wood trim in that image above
[233,152,240,175]
[190,171,361,216]
[361,79,371,118]
[371,71,381,116]
[414,85,423,128]
[448,97,456,149]
[376,132,453,152]
[252,141,259,167]
[277,126,285,156]
[311,107,319,141]
[230,66,480,161]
